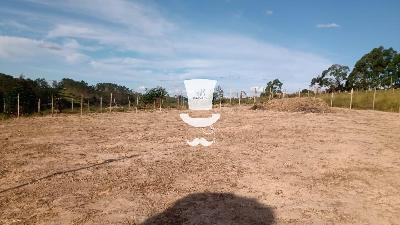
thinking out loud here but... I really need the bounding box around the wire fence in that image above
[1,93,188,119]
[319,88,400,112]
[1,88,400,119]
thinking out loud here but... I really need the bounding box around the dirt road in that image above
[1,107,399,224]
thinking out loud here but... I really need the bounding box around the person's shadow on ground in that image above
[139,192,275,225]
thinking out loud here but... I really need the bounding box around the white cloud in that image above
[35,0,176,37]
[316,23,340,29]
[83,33,331,91]
[0,0,332,91]
[47,24,99,39]
[0,36,39,59]
[0,19,30,30]
[62,39,100,52]
[0,36,88,64]
[265,10,273,15]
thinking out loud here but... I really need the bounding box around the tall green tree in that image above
[347,46,397,89]
[142,86,168,104]
[261,79,283,96]
[60,78,93,98]
[95,82,132,105]
[386,52,400,88]
[311,64,349,92]
[0,74,38,114]
[213,85,224,102]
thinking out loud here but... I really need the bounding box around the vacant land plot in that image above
[1,107,399,225]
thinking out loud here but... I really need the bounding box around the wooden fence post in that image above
[314,88,317,99]
[128,96,131,111]
[80,95,83,116]
[51,95,54,116]
[253,88,256,104]
[38,98,41,113]
[230,89,232,105]
[270,87,272,100]
[109,93,112,113]
[308,90,310,97]
[71,98,74,112]
[100,97,103,113]
[87,99,90,112]
[136,95,138,113]
[3,97,5,113]
[372,88,376,110]
[350,88,353,109]
[390,77,394,93]
[298,90,301,98]
[330,92,334,107]
[159,98,162,111]
[17,93,20,118]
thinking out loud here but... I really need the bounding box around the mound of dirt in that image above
[250,104,266,110]
[265,97,331,113]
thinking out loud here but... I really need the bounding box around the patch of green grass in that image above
[320,89,400,112]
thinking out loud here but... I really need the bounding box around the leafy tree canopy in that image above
[213,85,224,102]
[0,74,157,115]
[142,86,168,104]
[311,64,349,92]
[261,79,283,96]
[346,46,398,89]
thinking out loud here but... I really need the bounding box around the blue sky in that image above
[0,0,399,94]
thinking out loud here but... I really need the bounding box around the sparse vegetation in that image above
[319,89,400,112]
[265,98,331,113]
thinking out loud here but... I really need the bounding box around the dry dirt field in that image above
[1,106,400,225]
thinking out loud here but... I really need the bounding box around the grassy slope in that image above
[319,89,400,112]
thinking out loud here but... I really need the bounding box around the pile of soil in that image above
[265,97,331,113]
[250,104,266,110]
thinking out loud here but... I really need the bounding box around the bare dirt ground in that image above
[1,106,400,225]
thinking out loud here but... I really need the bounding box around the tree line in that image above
[311,46,400,92]
[0,73,231,116]
[0,74,170,115]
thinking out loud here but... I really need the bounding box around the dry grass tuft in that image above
[249,104,266,110]
[265,97,331,113]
